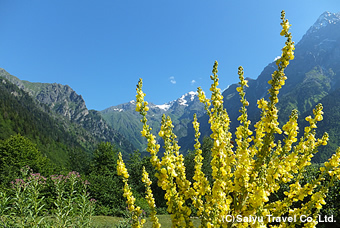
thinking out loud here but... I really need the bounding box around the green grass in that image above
[91,215,201,227]
[0,215,201,227]
[92,216,125,227]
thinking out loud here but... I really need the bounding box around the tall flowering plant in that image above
[117,11,340,227]
[0,168,95,227]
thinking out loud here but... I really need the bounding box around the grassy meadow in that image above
[92,215,201,227]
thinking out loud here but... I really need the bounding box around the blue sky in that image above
[1,1,340,111]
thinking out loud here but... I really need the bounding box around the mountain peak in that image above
[178,91,198,106]
[306,11,340,35]
[152,91,198,110]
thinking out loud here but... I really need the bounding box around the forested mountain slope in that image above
[0,69,135,167]
[0,76,87,167]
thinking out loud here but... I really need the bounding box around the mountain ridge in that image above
[101,11,340,159]
[305,11,340,36]
[101,91,205,151]
[0,68,135,158]
[2,11,340,163]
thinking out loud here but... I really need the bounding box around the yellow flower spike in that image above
[191,114,212,225]
[141,128,147,137]
[117,153,144,228]
[141,167,161,228]
[140,105,193,226]
[113,11,340,228]
[136,102,142,112]
[158,130,164,137]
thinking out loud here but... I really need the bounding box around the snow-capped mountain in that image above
[102,91,199,113]
[100,91,205,151]
[306,11,340,35]
[101,11,340,159]
[177,91,197,106]
[152,91,198,111]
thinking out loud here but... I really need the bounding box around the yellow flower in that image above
[141,129,147,137]
[144,106,149,112]
[113,11,340,228]
[135,102,142,112]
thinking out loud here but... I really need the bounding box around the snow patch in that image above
[307,11,340,35]
[142,91,199,112]
[155,103,171,111]
[177,91,197,106]
[187,91,197,101]
[178,97,188,106]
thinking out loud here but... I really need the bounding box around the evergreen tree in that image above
[88,142,125,216]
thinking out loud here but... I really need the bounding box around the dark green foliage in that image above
[184,136,213,217]
[268,164,340,227]
[126,150,150,194]
[126,150,166,211]
[0,134,50,189]
[291,87,340,163]
[0,75,134,170]
[184,136,213,184]
[90,142,119,175]
[308,88,340,163]
[68,147,91,175]
[0,77,89,168]
[88,142,126,216]
[322,178,340,226]
[278,66,333,124]
[87,144,166,216]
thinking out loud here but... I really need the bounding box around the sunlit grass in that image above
[91,215,201,227]
[91,216,125,227]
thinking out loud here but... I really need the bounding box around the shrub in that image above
[0,134,50,190]
[117,11,340,227]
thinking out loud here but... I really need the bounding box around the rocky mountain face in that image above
[101,91,205,151]
[0,75,92,167]
[33,83,89,123]
[0,69,135,157]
